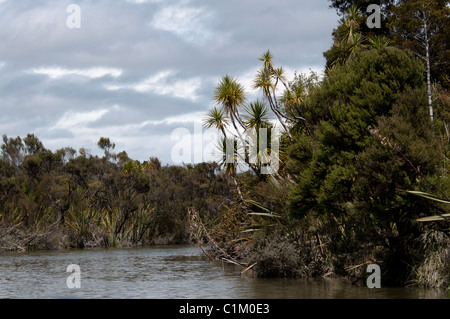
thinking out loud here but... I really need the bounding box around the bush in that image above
[248,233,303,278]
[413,230,450,289]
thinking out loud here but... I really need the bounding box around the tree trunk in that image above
[231,174,245,203]
[230,112,263,179]
[423,14,434,121]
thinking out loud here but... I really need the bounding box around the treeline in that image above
[0,135,234,251]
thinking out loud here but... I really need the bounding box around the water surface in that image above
[0,245,447,299]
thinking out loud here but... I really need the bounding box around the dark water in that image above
[0,245,448,299]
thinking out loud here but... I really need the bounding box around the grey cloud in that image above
[0,0,338,163]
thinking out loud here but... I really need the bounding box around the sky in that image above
[0,0,339,165]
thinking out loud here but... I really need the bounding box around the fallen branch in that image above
[345,260,382,272]
[188,207,247,267]
[241,262,258,275]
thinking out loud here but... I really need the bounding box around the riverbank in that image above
[2,212,449,295]
[188,204,450,291]
[0,221,193,253]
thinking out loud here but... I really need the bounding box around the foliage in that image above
[199,45,449,286]
[387,0,450,89]
[289,47,426,216]
[286,46,449,285]
[412,230,450,289]
[401,191,450,221]
[0,136,233,251]
[327,0,449,90]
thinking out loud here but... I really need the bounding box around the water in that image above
[0,245,448,299]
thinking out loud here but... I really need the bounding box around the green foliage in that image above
[401,191,450,222]
[243,100,271,129]
[289,47,426,218]
[387,0,450,89]
[328,0,449,89]
[97,137,116,160]
[217,137,240,176]
[0,136,233,251]
[286,46,449,285]
[195,4,449,286]
[203,106,229,137]
[213,74,247,129]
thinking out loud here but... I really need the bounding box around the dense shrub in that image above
[0,136,233,251]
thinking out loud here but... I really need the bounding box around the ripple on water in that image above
[0,246,448,299]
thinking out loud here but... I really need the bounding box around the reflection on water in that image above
[0,245,448,299]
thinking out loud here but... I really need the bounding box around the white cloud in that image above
[150,2,213,45]
[146,111,205,125]
[32,67,123,79]
[105,70,202,102]
[51,108,110,131]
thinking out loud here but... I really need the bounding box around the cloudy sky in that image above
[0,0,339,165]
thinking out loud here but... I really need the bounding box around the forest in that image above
[1,0,449,289]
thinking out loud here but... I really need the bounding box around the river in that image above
[0,245,447,299]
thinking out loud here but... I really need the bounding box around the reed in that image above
[99,208,120,247]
